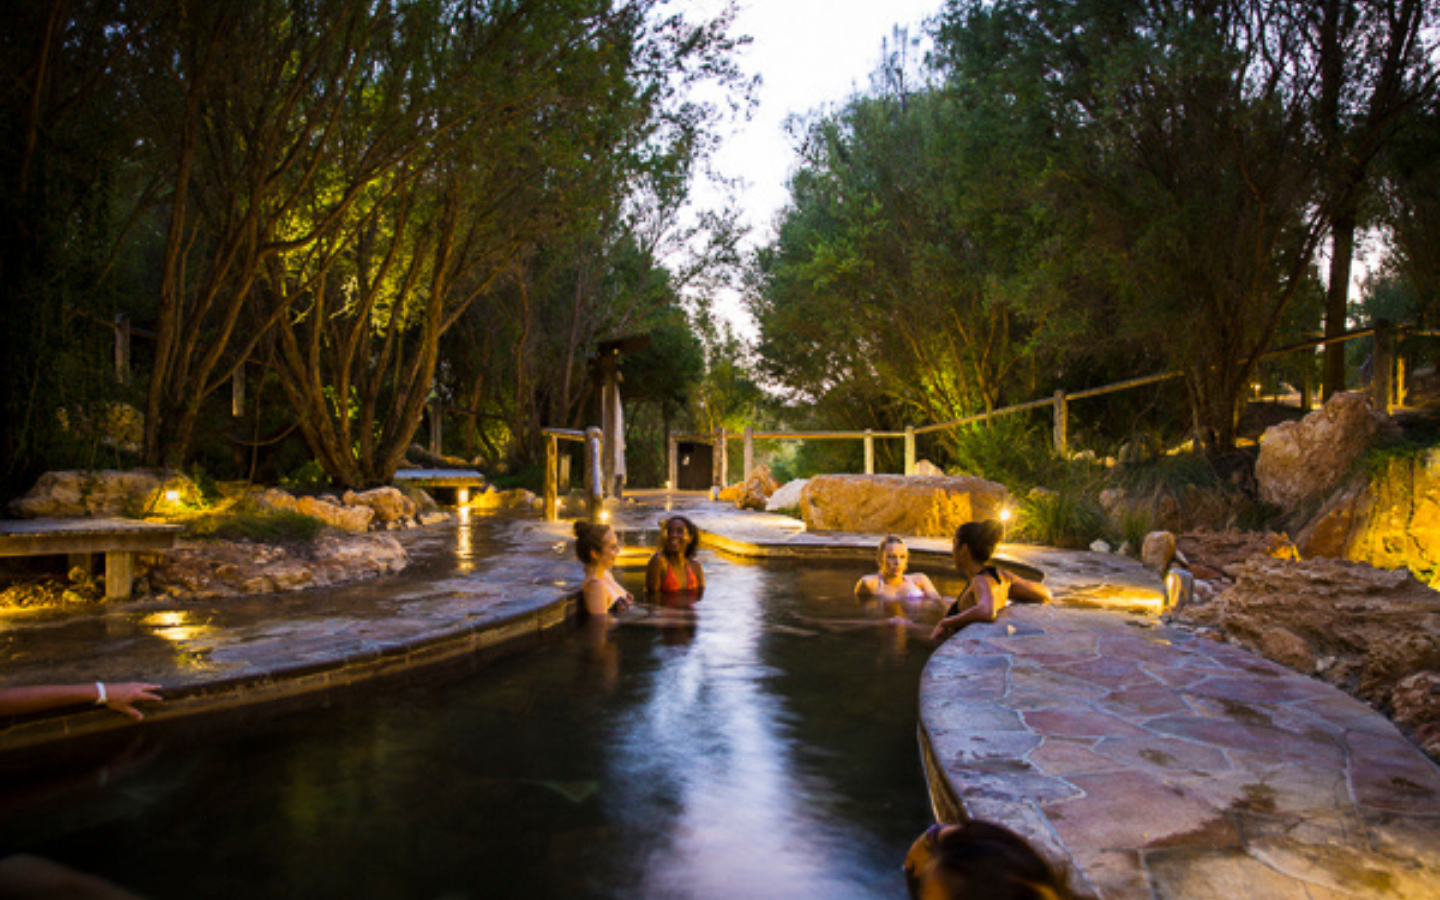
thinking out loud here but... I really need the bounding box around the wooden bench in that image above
[0,518,181,600]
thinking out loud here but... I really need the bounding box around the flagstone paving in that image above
[2,489,1438,898]
[923,605,1440,899]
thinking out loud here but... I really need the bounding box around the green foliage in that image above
[281,460,332,493]
[182,506,325,544]
[1013,486,1107,550]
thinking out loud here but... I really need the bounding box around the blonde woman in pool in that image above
[854,536,943,604]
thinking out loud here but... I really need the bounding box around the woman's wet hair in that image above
[955,519,1004,564]
[574,521,613,564]
[909,820,1073,900]
[878,535,907,556]
[658,516,700,559]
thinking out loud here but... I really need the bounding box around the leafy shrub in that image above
[1013,486,1107,549]
[281,459,331,492]
[182,506,325,543]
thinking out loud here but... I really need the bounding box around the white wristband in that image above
[95,682,107,706]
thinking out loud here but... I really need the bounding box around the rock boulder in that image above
[9,469,177,518]
[1296,447,1440,587]
[765,478,809,513]
[145,534,407,599]
[737,464,779,511]
[1174,556,1440,752]
[800,473,1009,537]
[295,496,374,532]
[343,486,417,523]
[1256,392,1387,510]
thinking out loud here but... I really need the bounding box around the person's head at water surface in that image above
[658,516,700,560]
[954,519,1004,567]
[574,521,617,566]
[877,535,909,577]
[905,820,1073,900]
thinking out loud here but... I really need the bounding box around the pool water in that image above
[2,550,960,899]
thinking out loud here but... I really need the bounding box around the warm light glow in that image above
[600,511,610,522]
[141,610,215,644]
[458,487,470,505]
[665,480,672,490]
[164,489,181,502]
[999,508,1012,522]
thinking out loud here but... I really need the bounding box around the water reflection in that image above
[455,507,474,573]
[140,610,215,644]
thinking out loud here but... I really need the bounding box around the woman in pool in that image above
[904,819,1074,899]
[931,519,1051,644]
[646,516,705,596]
[854,535,942,603]
[574,521,634,618]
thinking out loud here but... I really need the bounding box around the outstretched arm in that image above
[0,683,163,721]
[1009,575,1051,604]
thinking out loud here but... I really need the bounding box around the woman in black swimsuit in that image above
[931,519,1051,644]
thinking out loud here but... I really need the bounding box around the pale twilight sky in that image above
[684,0,946,333]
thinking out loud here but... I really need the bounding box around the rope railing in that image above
[672,321,1413,489]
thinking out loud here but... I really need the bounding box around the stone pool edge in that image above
[0,587,576,758]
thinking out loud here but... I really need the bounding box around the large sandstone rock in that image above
[295,496,374,532]
[800,473,1009,537]
[737,464,779,511]
[9,469,177,518]
[145,534,407,599]
[765,478,809,512]
[343,486,417,523]
[469,487,536,510]
[1175,556,1440,730]
[1256,392,1387,510]
[1296,448,1440,587]
[913,459,945,476]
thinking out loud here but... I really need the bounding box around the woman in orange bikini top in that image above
[646,516,706,597]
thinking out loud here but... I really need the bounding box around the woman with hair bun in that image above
[574,521,633,618]
[931,519,1051,644]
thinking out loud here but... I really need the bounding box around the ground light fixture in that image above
[164,489,181,503]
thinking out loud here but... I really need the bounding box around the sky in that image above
[685,0,948,334]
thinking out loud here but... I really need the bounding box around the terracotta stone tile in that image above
[1184,675,1339,706]
[1010,666,1111,700]
[1093,734,1231,775]
[1068,849,1153,900]
[1030,737,1122,777]
[1023,707,1156,739]
[953,757,1084,805]
[922,698,1029,734]
[938,730,1044,766]
[1144,846,1312,899]
[1346,730,1440,813]
[1097,685,1196,719]
[1247,834,1440,900]
[1147,715,1346,767]
[1054,657,1156,691]
[1044,770,1236,852]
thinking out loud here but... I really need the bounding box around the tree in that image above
[1310,0,1440,399]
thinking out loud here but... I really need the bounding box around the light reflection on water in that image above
[1,551,949,899]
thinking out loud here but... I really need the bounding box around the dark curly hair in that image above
[909,820,1073,900]
[658,516,701,559]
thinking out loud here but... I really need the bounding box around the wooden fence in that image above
[670,321,1411,489]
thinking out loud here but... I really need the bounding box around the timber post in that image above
[864,429,874,474]
[1052,390,1068,458]
[667,433,678,491]
[904,426,916,475]
[743,425,754,483]
[585,426,604,523]
[543,433,558,522]
[714,427,728,490]
[1374,319,1394,414]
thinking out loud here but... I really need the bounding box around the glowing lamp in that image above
[458,487,470,505]
[999,507,1012,522]
[164,489,181,503]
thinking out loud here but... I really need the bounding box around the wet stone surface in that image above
[923,605,1440,899]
